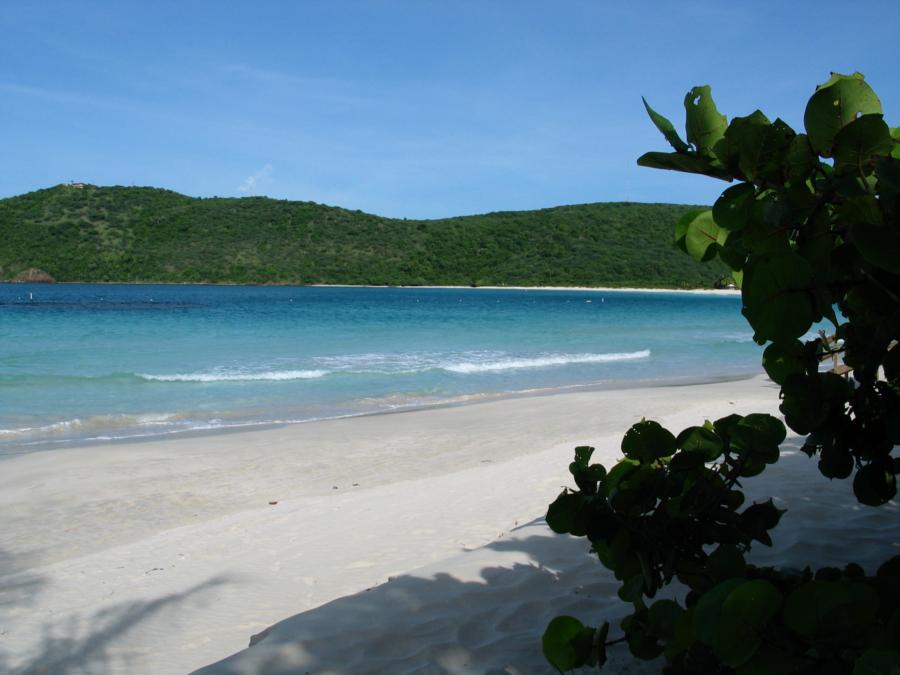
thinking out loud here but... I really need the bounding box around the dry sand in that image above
[1,375,896,674]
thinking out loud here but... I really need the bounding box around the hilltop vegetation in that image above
[0,184,726,287]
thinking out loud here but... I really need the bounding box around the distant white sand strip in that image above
[2,375,894,674]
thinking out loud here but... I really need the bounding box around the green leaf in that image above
[713,413,743,445]
[618,573,645,602]
[603,458,640,497]
[637,150,731,180]
[876,155,900,195]
[780,374,826,434]
[853,463,897,506]
[833,114,894,176]
[714,580,783,668]
[676,426,724,460]
[740,499,785,546]
[853,649,900,675]
[731,413,786,468]
[694,578,745,645]
[713,184,756,232]
[784,580,856,637]
[741,253,816,342]
[762,340,808,385]
[572,445,594,466]
[722,113,795,182]
[621,420,677,463]
[804,72,883,156]
[546,491,582,534]
[642,97,690,152]
[664,607,695,660]
[785,134,817,182]
[684,85,728,157]
[684,210,726,262]
[542,616,593,671]
[648,599,684,639]
[705,544,747,583]
[851,220,900,275]
[674,208,707,254]
[818,441,854,479]
[734,413,787,449]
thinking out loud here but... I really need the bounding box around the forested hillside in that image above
[0,184,726,287]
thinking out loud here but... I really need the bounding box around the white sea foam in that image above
[312,349,652,376]
[441,349,651,374]
[0,412,180,438]
[139,370,329,382]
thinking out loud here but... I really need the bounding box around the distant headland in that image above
[0,184,727,288]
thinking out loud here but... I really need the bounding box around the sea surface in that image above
[0,284,763,453]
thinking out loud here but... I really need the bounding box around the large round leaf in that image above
[542,616,593,671]
[852,220,900,275]
[731,413,786,468]
[621,420,677,463]
[684,210,727,262]
[786,134,817,182]
[713,183,756,232]
[833,114,894,176]
[546,491,583,535]
[694,579,745,645]
[676,425,724,460]
[648,599,684,640]
[783,580,862,637]
[695,579,782,668]
[713,580,783,668]
[741,253,816,342]
[804,72,883,156]
[674,208,708,254]
[853,463,897,506]
[763,340,808,385]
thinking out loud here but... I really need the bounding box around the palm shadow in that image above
[0,576,230,675]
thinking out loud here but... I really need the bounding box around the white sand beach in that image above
[312,284,742,296]
[1,375,896,674]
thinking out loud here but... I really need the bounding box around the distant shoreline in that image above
[2,280,741,296]
[313,283,741,296]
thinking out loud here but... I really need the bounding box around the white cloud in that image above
[238,163,273,194]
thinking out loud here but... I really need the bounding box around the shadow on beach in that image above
[192,447,900,675]
[191,525,645,675]
[0,576,230,675]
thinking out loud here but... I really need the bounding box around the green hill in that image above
[0,184,726,287]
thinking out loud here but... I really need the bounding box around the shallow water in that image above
[0,284,762,451]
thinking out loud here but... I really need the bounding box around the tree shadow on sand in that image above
[193,449,900,675]
[0,576,230,675]
[191,525,644,675]
[0,547,46,611]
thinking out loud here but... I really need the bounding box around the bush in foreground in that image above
[544,73,900,673]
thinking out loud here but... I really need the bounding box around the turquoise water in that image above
[0,284,762,452]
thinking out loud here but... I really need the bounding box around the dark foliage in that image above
[544,73,900,673]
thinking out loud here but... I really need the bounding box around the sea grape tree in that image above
[543,73,900,673]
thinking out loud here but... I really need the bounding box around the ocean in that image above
[0,284,762,453]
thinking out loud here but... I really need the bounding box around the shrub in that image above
[544,73,900,673]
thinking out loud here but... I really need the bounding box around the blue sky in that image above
[2,1,898,218]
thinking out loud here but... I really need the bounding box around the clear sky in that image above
[2,1,898,219]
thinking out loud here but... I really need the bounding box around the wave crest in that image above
[138,370,329,382]
[441,350,650,374]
